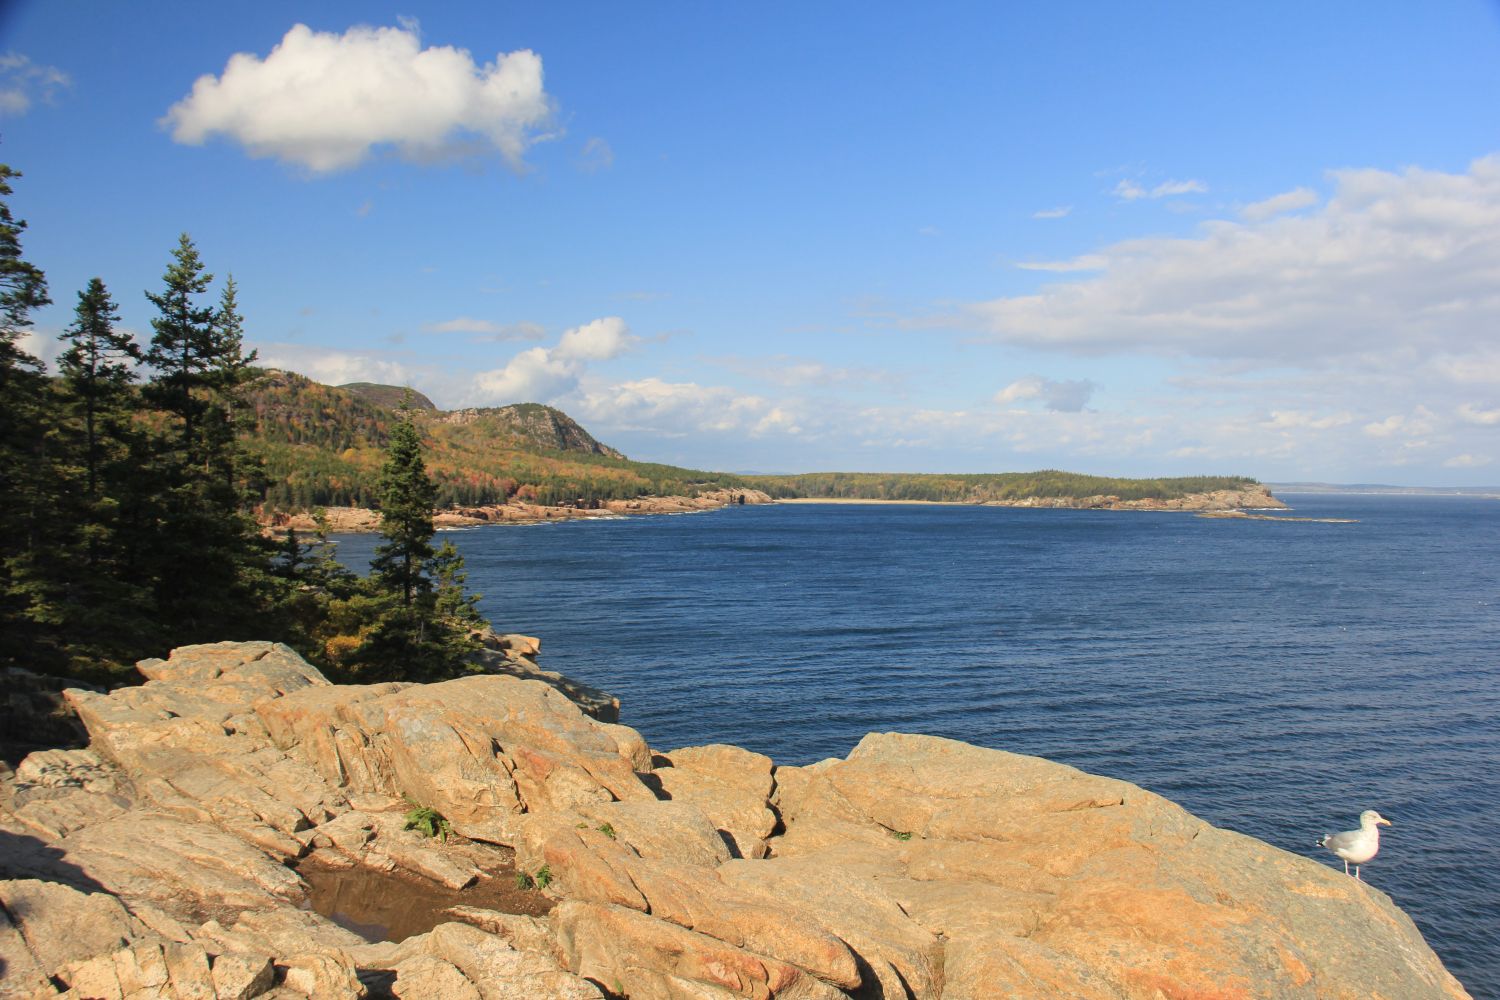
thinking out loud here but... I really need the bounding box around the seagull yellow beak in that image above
[1378,816,1393,826]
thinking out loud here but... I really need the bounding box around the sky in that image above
[2,2,1499,485]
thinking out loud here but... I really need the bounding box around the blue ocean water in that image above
[332,493,1500,996]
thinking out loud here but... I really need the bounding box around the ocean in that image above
[332,492,1500,996]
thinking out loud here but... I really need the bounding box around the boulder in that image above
[768,733,1470,1000]
[0,879,144,987]
[652,744,778,859]
[258,672,652,844]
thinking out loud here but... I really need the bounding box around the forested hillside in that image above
[742,470,1259,503]
[244,370,748,510]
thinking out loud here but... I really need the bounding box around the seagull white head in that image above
[1361,810,1393,827]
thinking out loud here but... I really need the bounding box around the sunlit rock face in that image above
[1,641,1472,1000]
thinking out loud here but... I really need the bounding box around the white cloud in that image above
[966,155,1500,370]
[556,316,636,361]
[470,316,636,403]
[1457,402,1500,426]
[1114,178,1208,201]
[0,53,69,116]
[1443,453,1492,468]
[256,343,413,386]
[163,22,553,173]
[425,317,545,340]
[1263,409,1353,431]
[1363,406,1438,439]
[1015,254,1107,273]
[18,328,62,369]
[472,345,576,401]
[1242,186,1318,221]
[579,136,613,172]
[994,376,1097,412]
[711,355,898,389]
[1033,206,1072,219]
[577,377,779,436]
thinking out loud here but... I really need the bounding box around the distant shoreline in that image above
[775,498,971,506]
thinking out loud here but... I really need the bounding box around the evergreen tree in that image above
[57,278,141,497]
[144,235,216,450]
[331,400,484,682]
[14,276,157,675]
[371,405,438,610]
[139,236,284,648]
[0,164,51,668]
[203,274,262,497]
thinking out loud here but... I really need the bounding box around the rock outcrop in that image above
[1,642,1471,999]
[264,488,774,534]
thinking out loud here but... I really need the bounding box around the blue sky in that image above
[3,2,1499,484]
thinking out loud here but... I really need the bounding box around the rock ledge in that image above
[0,642,1470,999]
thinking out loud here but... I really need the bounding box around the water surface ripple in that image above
[335,493,1499,996]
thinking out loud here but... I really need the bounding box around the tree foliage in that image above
[0,180,491,684]
[323,403,483,683]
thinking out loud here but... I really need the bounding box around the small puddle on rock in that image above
[295,858,553,943]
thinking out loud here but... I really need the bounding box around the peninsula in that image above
[247,374,1285,529]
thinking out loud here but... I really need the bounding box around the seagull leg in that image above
[1343,859,1350,876]
[1354,865,1362,881]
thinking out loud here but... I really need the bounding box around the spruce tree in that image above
[58,278,141,497]
[0,164,51,668]
[144,234,216,460]
[371,406,438,610]
[334,399,483,682]
[140,237,284,648]
[19,277,156,675]
[203,274,262,497]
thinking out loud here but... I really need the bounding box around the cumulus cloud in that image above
[1362,406,1437,439]
[256,343,414,386]
[424,317,545,340]
[1443,453,1492,468]
[0,53,69,115]
[1242,186,1318,221]
[994,376,1097,412]
[1457,402,1500,426]
[965,155,1500,370]
[577,377,780,436]
[162,22,553,173]
[470,316,636,403]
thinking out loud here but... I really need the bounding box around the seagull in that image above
[1317,809,1392,880]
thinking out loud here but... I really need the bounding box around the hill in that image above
[338,382,438,411]
[244,370,746,511]
[435,402,625,459]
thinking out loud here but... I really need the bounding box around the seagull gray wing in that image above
[1321,829,1360,852]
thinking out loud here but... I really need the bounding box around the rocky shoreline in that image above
[261,489,775,534]
[0,641,1470,999]
[261,485,1284,534]
[980,483,1288,512]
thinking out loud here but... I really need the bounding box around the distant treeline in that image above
[741,471,1258,503]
